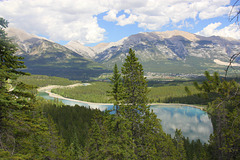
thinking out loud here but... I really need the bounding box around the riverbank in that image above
[38,83,83,92]
[45,90,113,106]
[38,84,205,110]
[151,103,205,110]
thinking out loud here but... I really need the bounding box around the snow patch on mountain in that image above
[214,59,240,66]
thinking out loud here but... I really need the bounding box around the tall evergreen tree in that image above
[120,49,178,159]
[192,71,240,160]
[0,18,31,123]
[0,18,70,159]
[86,64,136,159]
[173,129,187,160]
[0,18,34,157]
[121,48,149,106]
[108,63,123,115]
[86,49,179,159]
[85,111,105,159]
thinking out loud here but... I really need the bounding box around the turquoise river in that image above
[39,92,213,143]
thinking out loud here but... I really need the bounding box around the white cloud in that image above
[0,0,107,44]
[199,6,231,19]
[0,0,233,44]
[102,0,231,30]
[103,10,118,22]
[117,14,138,26]
[196,22,240,39]
[196,22,222,36]
[151,106,213,143]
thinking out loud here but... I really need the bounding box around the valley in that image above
[19,74,209,105]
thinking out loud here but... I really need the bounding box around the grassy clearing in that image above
[20,75,206,104]
[52,82,112,103]
[18,75,80,87]
[51,81,203,104]
[149,85,200,102]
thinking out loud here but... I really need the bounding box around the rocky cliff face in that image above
[65,41,96,59]
[86,31,240,74]
[32,29,240,66]
[93,31,240,63]
[65,37,128,60]
[7,27,79,58]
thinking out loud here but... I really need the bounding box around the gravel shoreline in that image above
[38,83,205,110]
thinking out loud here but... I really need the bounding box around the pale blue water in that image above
[38,92,213,143]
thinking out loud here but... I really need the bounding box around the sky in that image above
[0,0,240,46]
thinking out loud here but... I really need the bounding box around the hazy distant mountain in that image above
[7,27,240,79]
[93,37,128,53]
[65,41,96,59]
[65,30,240,74]
[91,30,240,74]
[94,30,240,61]
[6,28,109,80]
[65,37,127,59]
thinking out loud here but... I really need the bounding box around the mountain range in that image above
[6,28,109,80]
[6,28,240,80]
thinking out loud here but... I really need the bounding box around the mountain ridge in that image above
[91,30,240,75]
[6,27,240,79]
[65,30,240,65]
[6,27,110,80]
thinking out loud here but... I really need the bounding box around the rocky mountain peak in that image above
[92,37,127,53]
[6,27,49,42]
[65,40,96,59]
[93,42,109,50]
[155,30,199,41]
[6,27,240,76]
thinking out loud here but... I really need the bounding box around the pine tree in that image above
[108,63,123,114]
[121,49,149,156]
[0,17,35,158]
[85,106,136,159]
[85,111,105,159]
[86,48,179,159]
[0,18,70,159]
[121,48,149,106]
[120,49,178,159]
[173,129,187,160]
[0,18,31,125]
[87,63,137,159]
[192,71,240,160]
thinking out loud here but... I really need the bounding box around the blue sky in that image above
[0,0,240,46]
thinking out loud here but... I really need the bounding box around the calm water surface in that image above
[38,92,213,143]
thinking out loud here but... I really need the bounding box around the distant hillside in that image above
[94,31,240,74]
[6,28,110,80]
[66,30,240,75]
[7,27,240,79]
